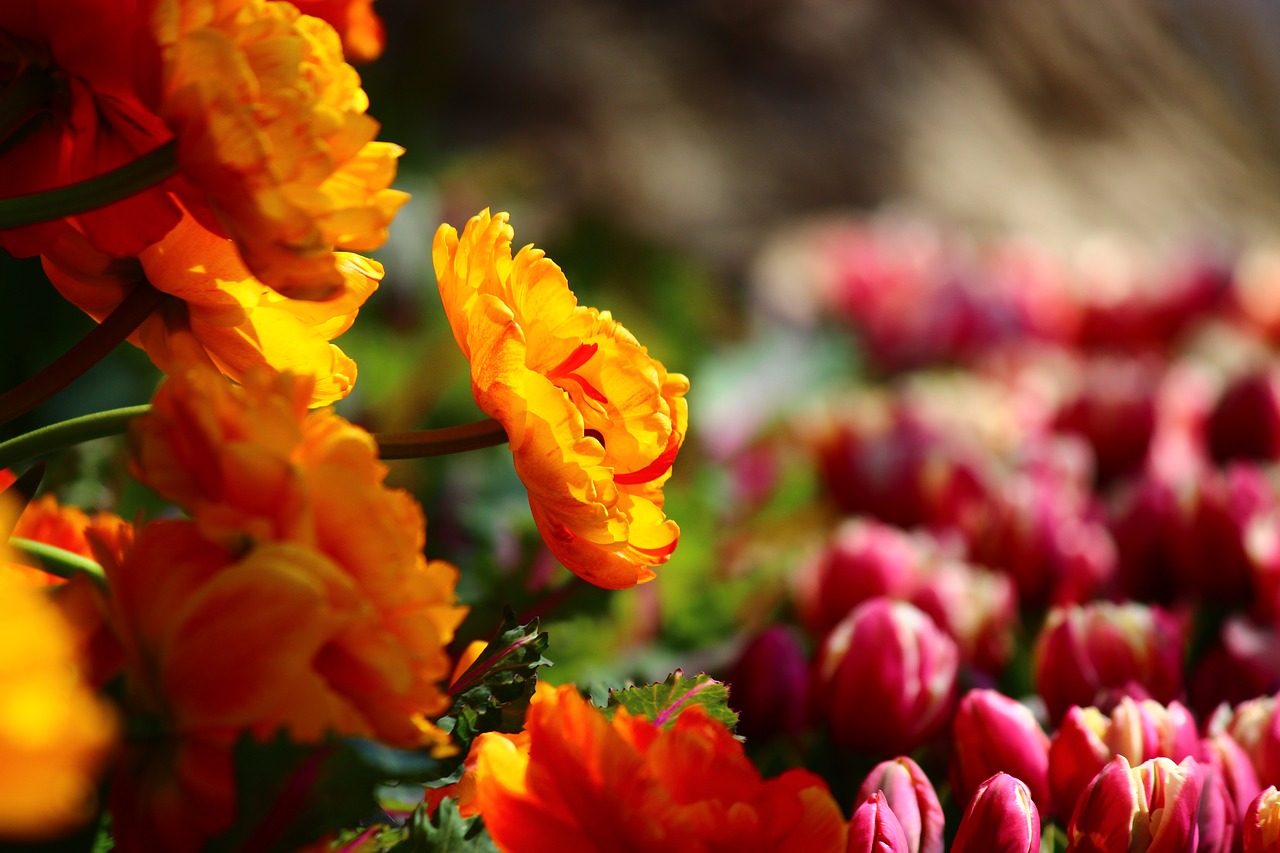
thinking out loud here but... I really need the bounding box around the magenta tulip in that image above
[952,773,1041,853]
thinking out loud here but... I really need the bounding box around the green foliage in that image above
[384,802,498,853]
[604,670,738,730]
[205,733,451,853]
[436,611,550,756]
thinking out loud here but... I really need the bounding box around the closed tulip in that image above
[1244,786,1280,853]
[855,756,944,853]
[952,773,1041,853]
[1048,697,1200,821]
[952,689,1051,818]
[1033,601,1184,725]
[847,791,911,853]
[1066,756,1212,853]
[812,598,959,755]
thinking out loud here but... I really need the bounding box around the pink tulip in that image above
[855,756,944,853]
[1066,756,1205,852]
[793,518,925,638]
[952,773,1041,853]
[1049,698,1200,822]
[847,790,911,853]
[1033,601,1184,725]
[812,598,958,755]
[1219,694,1280,789]
[1244,786,1280,853]
[951,689,1051,818]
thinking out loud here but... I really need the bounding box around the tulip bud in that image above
[812,598,958,755]
[909,558,1017,674]
[1048,698,1200,822]
[1244,786,1280,853]
[726,626,809,742]
[793,518,924,638]
[847,790,911,853]
[855,756,944,853]
[1033,601,1184,725]
[1052,355,1159,486]
[1066,756,1204,853]
[1221,694,1280,789]
[1209,369,1280,464]
[951,690,1051,818]
[1202,729,1262,824]
[951,773,1041,853]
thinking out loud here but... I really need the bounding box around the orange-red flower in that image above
[41,212,379,406]
[0,477,130,586]
[0,501,117,840]
[0,0,405,301]
[0,2,176,259]
[293,0,385,63]
[434,210,689,589]
[150,0,408,299]
[129,365,467,748]
[443,682,847,852]
[107,367,466,850]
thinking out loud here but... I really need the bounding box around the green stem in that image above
[375,418,509,459]
[0,139,178,230]
[0,280,167,428]
[9,537,107,587]
[0,406,149,472]
[0,406,507,471]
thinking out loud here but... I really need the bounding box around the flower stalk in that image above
[0,406,508,471]
[0,280,167,428]
[0,140,178,230]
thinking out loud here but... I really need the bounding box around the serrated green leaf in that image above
[205,732,450,853]
[605,670,738,730]
[436,609,550,757]
[385,802,498,853]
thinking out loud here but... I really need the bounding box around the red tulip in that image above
[952,773,1041,853]
[855,756,944,853]
[812,598,958,755]
[951,689,1051,818]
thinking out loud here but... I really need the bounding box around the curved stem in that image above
[0,139,178,229]
[0,280,166,428]
[0,406,150,472]
[9,537,107,588]
[0,405,507,471]
[375,418,508,459]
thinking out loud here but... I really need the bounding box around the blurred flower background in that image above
[8,0,1280,843]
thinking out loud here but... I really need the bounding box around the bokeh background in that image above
[6,0,1280,716]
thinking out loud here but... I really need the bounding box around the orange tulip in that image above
[434,210,689,589]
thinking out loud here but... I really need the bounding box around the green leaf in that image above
[385,802,498,853]
[436,610,550,757]
[205,732,451,853]
[604,670,738,730]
